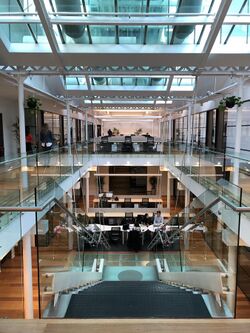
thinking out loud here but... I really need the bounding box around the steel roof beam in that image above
[33,0,63,66]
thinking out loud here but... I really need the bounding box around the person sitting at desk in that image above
[127,222,141,251]
[153,210,164,228]
[141,213,150,226]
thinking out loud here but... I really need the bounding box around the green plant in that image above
[218,96,250,111]
[134,128,142,135]
[26,96,42,113]
[77,213,89,226]
[112,127,120,135]
[12,117,19,144]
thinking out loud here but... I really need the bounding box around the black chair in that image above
[95,212,104,224]
[100,136,111,152]
[125,212,134,223]
[122,136,133,152]
[109,227,121,243]
[127,229,141,251]
[143,136,154,152]
[141,198,149,208]
[124,198,133,208]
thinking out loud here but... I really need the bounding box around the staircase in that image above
[64,280,211,318]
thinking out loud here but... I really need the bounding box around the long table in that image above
[93,197,163,208]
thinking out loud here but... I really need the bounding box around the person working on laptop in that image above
[153,211,164,228]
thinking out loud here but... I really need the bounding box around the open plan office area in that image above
[1,1,250,333]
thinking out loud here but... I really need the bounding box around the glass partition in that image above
[0,211,25,318]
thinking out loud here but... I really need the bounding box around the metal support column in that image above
[22,231,34,319]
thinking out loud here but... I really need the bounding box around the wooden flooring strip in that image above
[1,319,250,333]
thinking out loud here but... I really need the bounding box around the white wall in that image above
[102,120,159,136]
[0,98,19,158]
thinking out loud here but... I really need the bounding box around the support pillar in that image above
[85,172,90,213]
[67,190,74,251]
[22,231,34,319]
[167,172,171,210]
[187,103,192,145]
[18,76,29,189]
[18,76,26,157]
[233,78,243,185]
[85,111,88,142]
[184,188,190,208]
[168,114,172,141]
[226,245,237,315]
[66,101,71,153]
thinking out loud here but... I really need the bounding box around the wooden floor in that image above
[1,319,250,333]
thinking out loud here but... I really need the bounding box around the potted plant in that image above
[112,127,120,135]
[77,213,89,226]
[134,128,142,135]
[218,96,250,111]
[26,96,42,113]
[149,176,157,194]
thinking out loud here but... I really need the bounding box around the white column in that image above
[85,172,89,213]
[233,78,243,185]
[167,172,171,210]
[67,190,74,251]
[168,114,172,141]
[187,103,192,145]
[18,76,29,188]
[18,76,26,157]
[66,101,71,151]
[22,231,34,319]
[85,111,88,142]
[185,188,190,208]
[226,245,237,314]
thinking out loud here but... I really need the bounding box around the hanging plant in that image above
[217,96,250,111]
[26,96,42,112]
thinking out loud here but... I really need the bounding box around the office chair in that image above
[141,197,149,208]
[146,136,155,152]
[124,198,133,208]
[109,227,121,243]
[100,136,111,152]
[95,212,104,224]
[122,136,133,153]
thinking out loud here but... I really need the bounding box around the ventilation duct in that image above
[54,0,85,39]
[172,0,202,44]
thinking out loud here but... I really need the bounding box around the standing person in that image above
[40,123,53,151]
[25,126,33,154]
[108,129,112,137]
[153,210,164,228]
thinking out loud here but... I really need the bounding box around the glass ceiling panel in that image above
[45,0,220,14]
[0,0,37,13]
[227,0,250,14]
[52,23,211,45]
[65,76,169,87]
[1,23,48,43]
[171,77,195,91]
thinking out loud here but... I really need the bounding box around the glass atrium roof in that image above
[0,0,250,110]
[0,0,249,47]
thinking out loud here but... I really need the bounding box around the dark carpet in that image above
[64,281,211,318]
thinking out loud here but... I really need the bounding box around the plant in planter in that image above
[77,213,89,226]
[112,127,120,135]
[134,128,142,136]
[149,176,157,194]
[218,96,250,111]
[12,117,20,144]
[26,96,42,113]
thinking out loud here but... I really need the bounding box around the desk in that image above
[93,197,163,208]
[88,208,170,218]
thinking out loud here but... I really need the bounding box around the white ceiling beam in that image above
[33,0,62,67]
[200,0,232,67]
[2,14,250,25]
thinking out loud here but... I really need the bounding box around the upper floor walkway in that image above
[0,141,249,259]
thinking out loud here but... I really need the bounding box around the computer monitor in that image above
[106,192,113,198]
